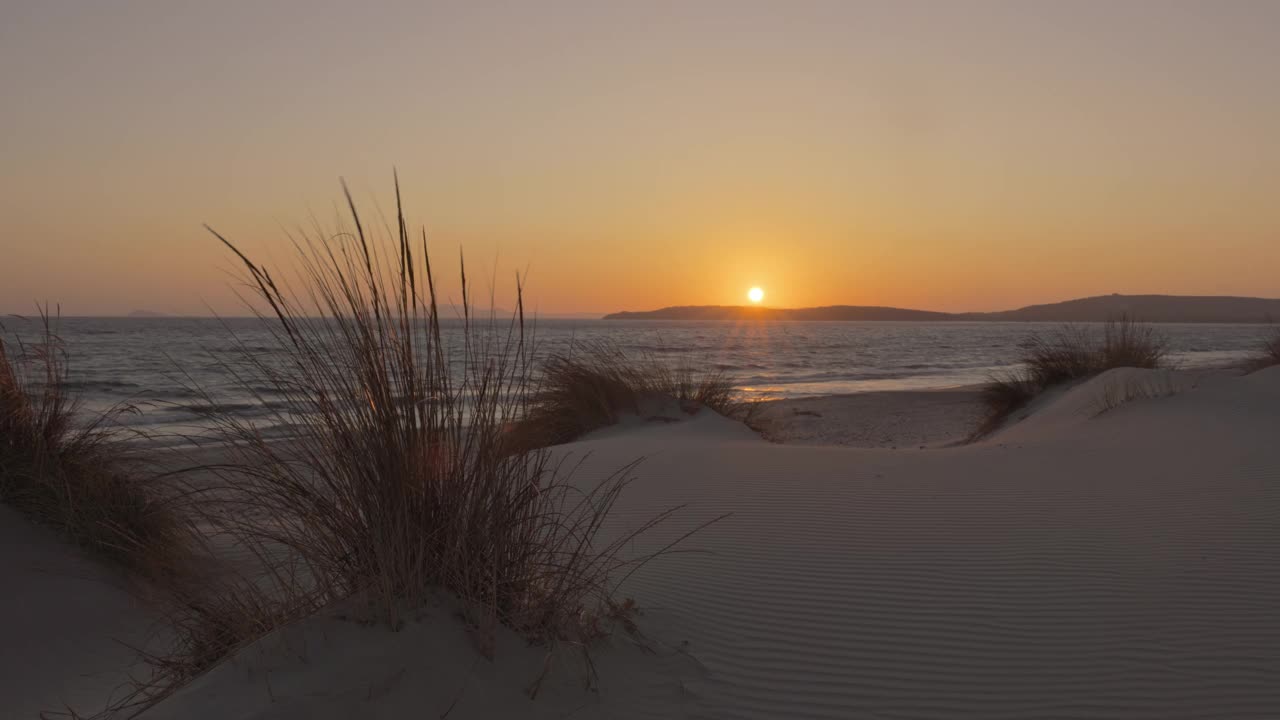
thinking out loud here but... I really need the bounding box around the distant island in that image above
[605,294,1280,323]
[126,309,171,318]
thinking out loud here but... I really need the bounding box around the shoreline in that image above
[124,363,1253,453]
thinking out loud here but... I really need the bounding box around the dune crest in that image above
[116,367,1280,719]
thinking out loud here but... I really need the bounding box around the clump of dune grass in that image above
[1247,327,1280,371]
[971,373,1038,439]
[0,310,192,578]
[1264,330,1280,366]
[509,340,746,450]
[1017,318,1167,387]
[971,316,1168,440]
[122,177,705,712]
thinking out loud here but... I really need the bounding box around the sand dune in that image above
[11,367,1278,718]
[750,388,985,448]
[572,367,1280,718]
[136,593,699,720]
[0,507,164,718]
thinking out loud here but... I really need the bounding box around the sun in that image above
[747,286,764,304]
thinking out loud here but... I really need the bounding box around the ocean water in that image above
[6,317,1269,437]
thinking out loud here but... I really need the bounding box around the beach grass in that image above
[130,177,702,707]
[0,310,192,579]
[972,316,1167,439]
[1250,327,1280,370]
[508,339,746,450]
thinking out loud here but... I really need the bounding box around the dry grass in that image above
[103,178,709,715]
[972,373,1038,440]
[509,340,746,450]
[1248,327,1280,371]
[0,310,192,579]
[1017,318,1167,388]
[971,316,1167,440]
[123,577,307,711]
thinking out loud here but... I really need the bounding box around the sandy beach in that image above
[0,506,164,719]
[750,387,987,448]
[7,365,1276,718]
[7,3,1280,717]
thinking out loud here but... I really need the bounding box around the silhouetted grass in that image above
[509,340,746,450]
[0,310,192,578]
[105,178,710,714]
[971,316,1167,440]
[1248,327,1280,371]
[972,373,1038,440]
[194,184,669,631]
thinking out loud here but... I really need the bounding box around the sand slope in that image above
[139,367,1280,719]
[138,595,701,720]
[570,367,1280,718]
[0,507,163,719]
[750,388,984,448]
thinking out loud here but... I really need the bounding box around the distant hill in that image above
[126,309,170,318]
[538,311,612,320]
[962,295,1280,323]
[605,305,953,321]
[605,295,1280,323]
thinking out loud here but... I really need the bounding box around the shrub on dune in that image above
[146,179,696,706]
[1015,326,1100,387]
[973,373,1038,439]
[0,312,191,578]
[510,340,746,450]
[1098,315,1168,370]
[1018,317,1167,388]
[971,316,1167,440]
[1249,327,1280,371]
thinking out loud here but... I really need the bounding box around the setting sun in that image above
[3,4,1279,717]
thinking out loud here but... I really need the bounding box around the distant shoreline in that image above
[605,294,1280,324]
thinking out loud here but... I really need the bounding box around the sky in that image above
[2,0,1278,316]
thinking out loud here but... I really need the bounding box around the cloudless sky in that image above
[2,0,1278,315]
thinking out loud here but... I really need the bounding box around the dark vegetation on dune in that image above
[1250,327,1280,371]
[971,316,1168,440]
[508,339,748,451]
[0,311,193,580]
[89,178,718,716]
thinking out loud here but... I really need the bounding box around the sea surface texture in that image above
[11,317,1266,438]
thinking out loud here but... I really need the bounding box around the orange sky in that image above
[2,2,1278,316]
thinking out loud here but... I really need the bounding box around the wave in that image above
[63,380,140,390]
[179,402,263,415]
[51,317,1268,437]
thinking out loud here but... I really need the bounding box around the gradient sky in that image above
[2,1,1278,316]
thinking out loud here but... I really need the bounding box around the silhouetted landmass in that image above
[605,295,1280,323]
[966,295,1280,323]
[541,311,611,320]
[126,310,170,318]
[605,305,953,321]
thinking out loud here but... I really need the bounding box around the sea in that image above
[6,317,1268,439]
